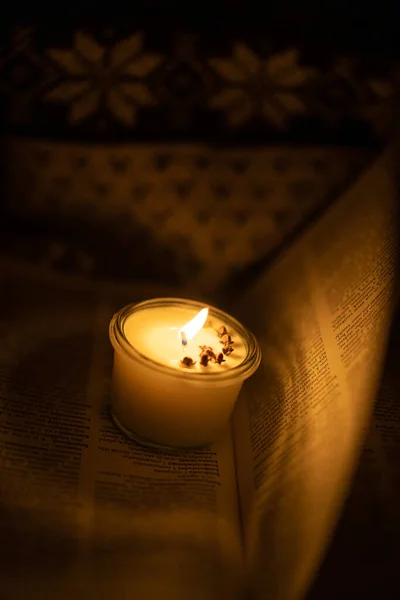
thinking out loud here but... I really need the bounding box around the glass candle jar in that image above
[109,298,261,450]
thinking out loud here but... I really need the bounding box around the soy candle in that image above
[109,298,261,449]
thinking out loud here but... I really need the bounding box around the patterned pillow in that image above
[0,24,393,294]
[3,138,372,293]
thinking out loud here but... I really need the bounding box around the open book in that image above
[0,147,398,600]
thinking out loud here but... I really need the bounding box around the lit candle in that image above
[109,298,261,449]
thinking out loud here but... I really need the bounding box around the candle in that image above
[109,298,261,449]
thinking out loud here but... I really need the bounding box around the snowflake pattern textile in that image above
[209,46,316,128]
[0,26,397,143]
[45,32,162,126]
[0,24,396,290]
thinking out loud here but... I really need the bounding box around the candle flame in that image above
[179,308,208,342]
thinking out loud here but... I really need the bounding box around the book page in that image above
[307,310,400,599]
[369,314,400,533]
[232,149,398,600]
[0,263,243,600]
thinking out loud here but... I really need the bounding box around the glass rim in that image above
[109,297,261,384]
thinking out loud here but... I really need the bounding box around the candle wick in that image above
[180,330,188,349]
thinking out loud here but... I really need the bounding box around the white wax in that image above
[123,306,246,371]
[111,304,248,448]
